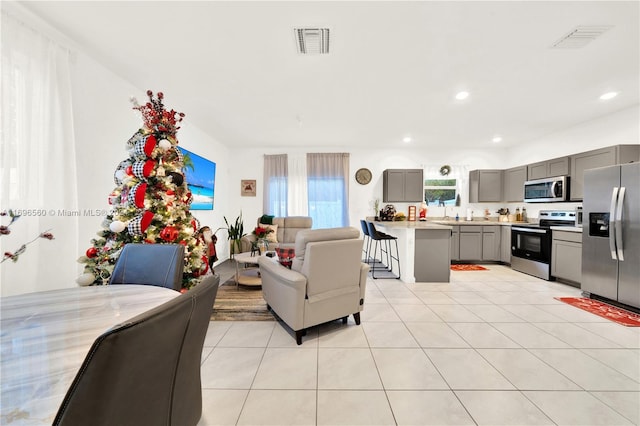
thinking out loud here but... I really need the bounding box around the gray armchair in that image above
[258,227,369,344]
[110,243,184,291]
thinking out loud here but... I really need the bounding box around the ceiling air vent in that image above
[294,28,330,55]
[551,25,613,49]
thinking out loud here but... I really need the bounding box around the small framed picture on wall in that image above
[241,179,256,197]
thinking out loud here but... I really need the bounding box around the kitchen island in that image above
[373,220,453,283]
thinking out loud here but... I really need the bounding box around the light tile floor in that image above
[198,265,640,425]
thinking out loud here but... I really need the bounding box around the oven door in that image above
[511,227,551,263]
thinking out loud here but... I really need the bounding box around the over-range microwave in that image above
[524,176,569,203]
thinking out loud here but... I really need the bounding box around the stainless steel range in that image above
[511,210,577,280]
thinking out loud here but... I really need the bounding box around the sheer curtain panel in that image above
[307,153,349,229]
[263,154,288,216]
[1,11,78,296]
[287,152,308,216]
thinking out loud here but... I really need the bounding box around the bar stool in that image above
[366,222,401,279]
[360,220,372,264]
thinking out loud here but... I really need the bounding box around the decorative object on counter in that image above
[484,209,491,220]
[515,207,522,221]
[380,204,397,221]
[555,297,640,326]
[522,207,528,222]
[355,168,372,185]
[372,198,380,220]
[466,209,473,221]
[451,264,488,271]
[419,201,427,221]
[407,206,416,221]
[496,207,509,222]
[439,165,451,176]
[393,212,407,221]
[455,213,459,221]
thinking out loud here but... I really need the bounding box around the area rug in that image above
[451,264,488,271]
[555,297,640,327]
[211,278,274,321]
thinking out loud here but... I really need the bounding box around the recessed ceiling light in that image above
[599,91,618,100]
[403,136,412,143]
[455,91,469,100]
[492,136,502,143]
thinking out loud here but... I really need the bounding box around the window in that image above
[424,178,458,206]
[263,152,350,228]
[307,153,349,229]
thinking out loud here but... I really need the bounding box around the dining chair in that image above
[109,243,185,291]
[53,275,220,426]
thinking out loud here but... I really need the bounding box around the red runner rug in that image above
[451,264,488,271]
[555,297,640,327]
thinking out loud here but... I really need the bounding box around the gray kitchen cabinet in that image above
[450,226,459,261]
[459,226,482,260]
[469,170,503,202]
[482,226,500,261]
[527,156,570,180]
[383,169,424,202]
[501,225,511,263]
[551,230,582,284]
[503,166,526,202]
[570,145,640,200]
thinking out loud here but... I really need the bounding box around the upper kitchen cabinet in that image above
[503,166,527,202]
[570,145,640,201]
[383,169,424,202]
[527,156,570,180]
[469,169,503,202]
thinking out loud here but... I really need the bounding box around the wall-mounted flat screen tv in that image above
[178,147,216,210]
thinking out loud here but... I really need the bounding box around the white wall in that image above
[5,4,638,295]
[71,53,233,271]
[3,4,232,295]
[227,106,638,228]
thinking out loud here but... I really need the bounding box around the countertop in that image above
[374,219,530,228]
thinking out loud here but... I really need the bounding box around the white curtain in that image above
[287,152,308,216]
[307,153,349,228]
[1,11,78,296]
[263,154,288,216]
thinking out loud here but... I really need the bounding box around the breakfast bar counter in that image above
[374,221,453,283]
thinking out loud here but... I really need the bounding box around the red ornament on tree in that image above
[86,247,98,258]
[160,225,179,242]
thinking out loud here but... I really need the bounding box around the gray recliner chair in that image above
[258,227,369,345]
[53,274,219,426]
[110,243,185,291]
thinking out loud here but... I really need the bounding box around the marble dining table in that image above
[0,284,180,425]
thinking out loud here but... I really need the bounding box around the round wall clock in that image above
[355,168,372,185]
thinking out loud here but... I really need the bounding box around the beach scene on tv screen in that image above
[178,147,215,210]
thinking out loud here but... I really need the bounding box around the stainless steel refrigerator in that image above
[582,162,640,310]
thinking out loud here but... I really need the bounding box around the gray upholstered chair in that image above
[258,227,369,344]
[53,274,219,426]
[109,243,185,291]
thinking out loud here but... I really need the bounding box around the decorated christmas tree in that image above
[77,90,208,289]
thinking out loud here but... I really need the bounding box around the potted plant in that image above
[222,212,246,258]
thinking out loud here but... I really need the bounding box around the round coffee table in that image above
[233,252,263,288]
